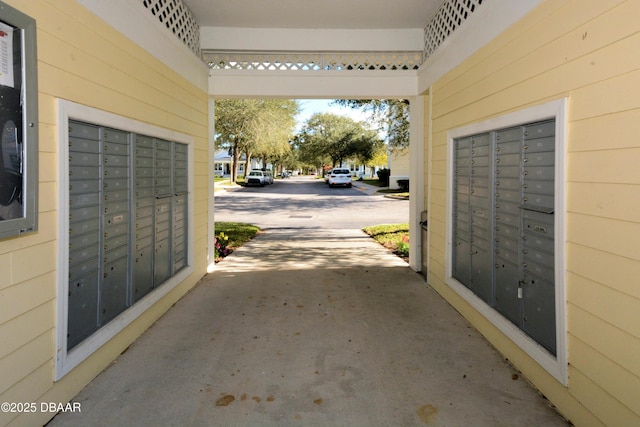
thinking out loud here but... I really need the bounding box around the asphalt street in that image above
[213,176,409,230]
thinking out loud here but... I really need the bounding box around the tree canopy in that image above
[215,99,299,181]
[296,113,382,169]
[333,99,410,150]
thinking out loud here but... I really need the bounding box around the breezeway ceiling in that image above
[181,0,443,29]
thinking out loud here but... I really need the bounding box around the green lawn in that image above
[214,176,245,184]
[362,223,409,260]
[214,222,261,261]
[377,188,409,197]
[362,178,386,187]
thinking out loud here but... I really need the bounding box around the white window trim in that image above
[55,99,195,380]
[444,98,568,386]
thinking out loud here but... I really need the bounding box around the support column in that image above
[409,96,425,272]
[207,98,216,272]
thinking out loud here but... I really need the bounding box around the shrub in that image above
[214,232,231,259]
[396,235,410,257]
[213,222,261,262]
[362,223,409,260]
[377,168,390,186]
[397,179,409,191]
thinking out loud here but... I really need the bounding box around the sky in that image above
[295,99,372,131]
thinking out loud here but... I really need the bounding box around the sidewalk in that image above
[213,179,240,192]
[49,228,568,427]
[351,180,382,195]
[352,180,410,200]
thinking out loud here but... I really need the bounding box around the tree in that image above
[250,99,299,171]
[214,99,299,182]
[360,140,388,178]
[296,113,381,170]
[333,99,410,150]
[369,145,388,168]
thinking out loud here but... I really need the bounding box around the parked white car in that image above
[327,168,352,188]
[245,170,273,186]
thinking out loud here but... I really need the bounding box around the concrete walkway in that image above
[49,227,568,426]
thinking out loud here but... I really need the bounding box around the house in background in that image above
[388,148,410,189]
[214,150,274,177]
[213,150,248,177]
[213,150,233,176]
[1,0,639,426]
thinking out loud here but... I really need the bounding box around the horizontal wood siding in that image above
[426,0,640,424]
[0,1,208,426]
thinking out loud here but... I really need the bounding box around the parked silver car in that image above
[246,169,273,186]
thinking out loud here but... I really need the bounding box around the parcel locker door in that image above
[493,258,520,326]
[522,274,556,354]
[470,206,491,302]
[470,239,492,303]
[100,257,128,324]
[67,270,99,349]
[154,200,172,285]
[133,247,154,301]
[173,194,187,272]
[133,214,154,301]
[154,238,171,285]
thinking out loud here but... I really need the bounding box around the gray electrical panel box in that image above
[67,121,189,350]
[453,119,556,354]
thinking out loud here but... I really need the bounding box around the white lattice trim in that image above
[204,51,423,71]
[424,0,484,60]
[141,0,200,55]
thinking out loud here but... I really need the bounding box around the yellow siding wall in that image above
[426,0,640,425]
[0,1,208,426]
[389,149,410,189]
[390,149,410,176]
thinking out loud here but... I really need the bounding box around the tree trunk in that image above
[231,141,239,183]
[244,151,252,176]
